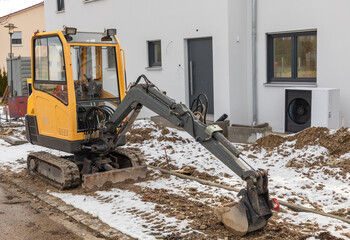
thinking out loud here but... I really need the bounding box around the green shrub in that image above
[0,68,8,96]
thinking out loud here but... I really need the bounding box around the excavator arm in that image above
[98,75,274,235]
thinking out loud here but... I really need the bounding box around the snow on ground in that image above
[239,144,349,214]
[51,189,192,240]
[0,115,68,172]
[136,175,235,207]
[0,117,349,239]
[0,138,67,172]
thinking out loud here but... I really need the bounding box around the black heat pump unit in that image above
[285,89,312,133]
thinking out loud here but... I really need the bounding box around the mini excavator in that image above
[25,27,277,236]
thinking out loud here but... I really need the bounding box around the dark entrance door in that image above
[188,38,214,114]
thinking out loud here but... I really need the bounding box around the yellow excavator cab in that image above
[26,29,126,150]
[25,28,146,190]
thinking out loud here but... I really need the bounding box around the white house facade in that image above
[44,0,350,132]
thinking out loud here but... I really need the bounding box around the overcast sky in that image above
[0,0,43,18]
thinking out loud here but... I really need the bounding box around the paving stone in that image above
[71,213,88,222]
[57,205,74,212]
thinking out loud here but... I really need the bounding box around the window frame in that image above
[57,0,65,12]
[147,40,162,68]
[267,31,317,83]
[70,44,121,103]
[33,35,68,105]
[12,31,22,46]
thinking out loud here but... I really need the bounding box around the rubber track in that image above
[27,151,81,190]
[115,148,145,167]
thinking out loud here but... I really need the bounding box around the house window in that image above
[148,40,161,67]
[12,31,22,46]
[57,0,65,11]
[267,31,317,83]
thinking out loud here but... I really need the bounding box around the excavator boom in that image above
[90,75,274,235]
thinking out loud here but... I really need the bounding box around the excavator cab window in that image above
[33,36,68,104]
[71,45,120,101]
[71,44,120,132]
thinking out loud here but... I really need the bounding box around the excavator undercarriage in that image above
[27,149,146,190]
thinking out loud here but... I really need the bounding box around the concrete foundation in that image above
[227,124,272,144]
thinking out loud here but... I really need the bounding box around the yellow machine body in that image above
[26,30,127,151]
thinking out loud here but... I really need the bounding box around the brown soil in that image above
[105,175,339,240]
[177,165,219,182]
[254,127,350,157]
[126,122,219,183]
[126,127,157,143]
[126,123,188,144]
[3,165,343,240]
[249,127,350,178]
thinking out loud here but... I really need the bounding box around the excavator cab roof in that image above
[62,31,118,44]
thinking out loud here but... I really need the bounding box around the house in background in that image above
[43,0,349,133]
[0,2,45,70]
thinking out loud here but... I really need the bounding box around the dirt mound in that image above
[250,127,350,178]
[255,134,286,150]
[127,122,187,144]
[255,127,350,157]
[126,127,157,143]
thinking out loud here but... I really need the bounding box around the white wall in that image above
[257,0,350,132]
[44,0,235,122]
[228,0,251,125]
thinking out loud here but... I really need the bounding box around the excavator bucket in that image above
[214,201,268,236]
[214,174,273,236]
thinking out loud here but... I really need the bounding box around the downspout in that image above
[252,0,258,125]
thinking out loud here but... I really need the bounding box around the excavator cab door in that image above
[30,35,71,140]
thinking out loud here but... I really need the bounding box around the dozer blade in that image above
[214,201,267,236]
[82,148,147,190]
[82,165,147,190]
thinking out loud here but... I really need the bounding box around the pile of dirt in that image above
[126,127,157,143]
[248,127,350,178]
[254,127,350,157]
[126,122,188,144]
